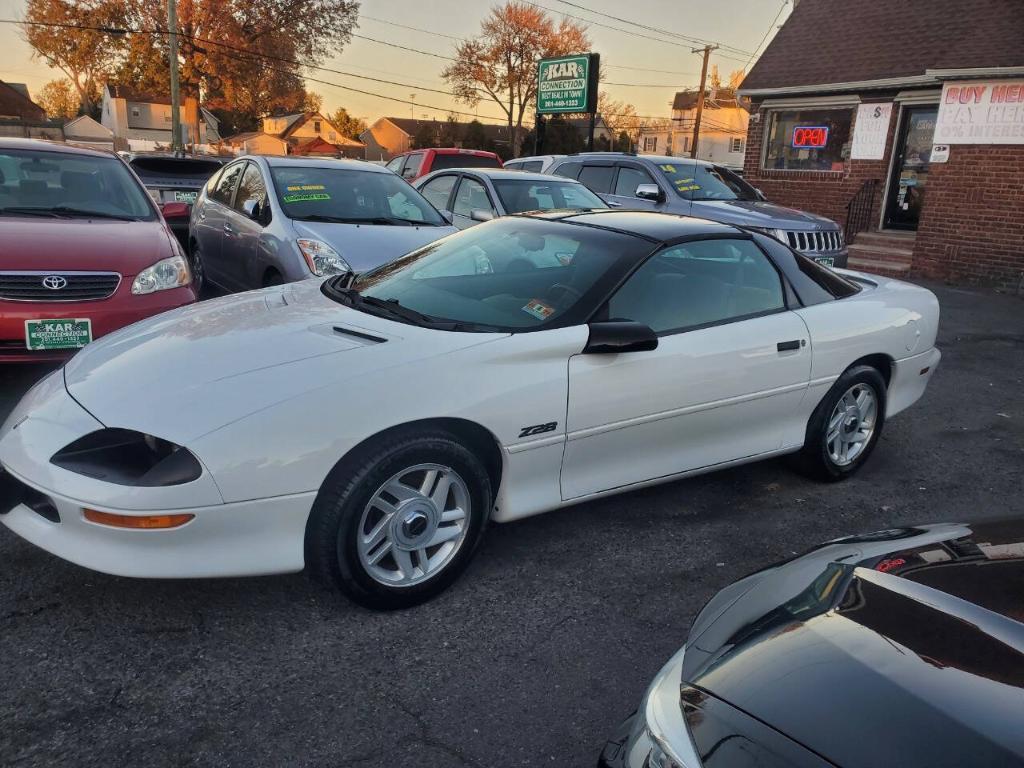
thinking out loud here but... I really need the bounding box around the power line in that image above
[607,64,696,76]
[744,1,788,71]
[350,33,455,61]
[550,0,753,56]
[358,15,462,41]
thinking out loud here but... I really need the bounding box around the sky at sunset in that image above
[0,0,791,125]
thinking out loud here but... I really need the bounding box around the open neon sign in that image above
[791,126,829,149]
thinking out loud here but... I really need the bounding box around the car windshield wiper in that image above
[0,205,136,220]
[295,214,422,226]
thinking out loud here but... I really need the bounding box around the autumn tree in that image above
[438,113,461,146]
[330,107,367,140]
[22,0,127,116]
[412,122,436,150]
[115,0,357,134]
[36,78,80,119]
[461,120,490,151]
[443,2,589,157]
[303,92,324,114]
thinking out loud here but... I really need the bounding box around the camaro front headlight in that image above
[640,648,701,768]
[132,255,191,294]
[297,238,351,277]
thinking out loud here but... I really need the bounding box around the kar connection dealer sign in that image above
[537,54,599,115]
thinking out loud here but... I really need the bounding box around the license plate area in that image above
[814,256,835,267]
[24,318,92,351]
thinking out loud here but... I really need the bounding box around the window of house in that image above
[642,136,658,152]
[130,106,140,117]
[731,138,743,153]
[329,131,337,141]
[763,108,853,171]
[313,120,322,133]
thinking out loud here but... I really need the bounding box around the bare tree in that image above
[443,2,589,157]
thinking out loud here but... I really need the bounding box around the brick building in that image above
[739,0,1024,290]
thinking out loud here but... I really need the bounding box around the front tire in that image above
[795,365,887,481]
[189,242,205,295]
[306,430,492,610]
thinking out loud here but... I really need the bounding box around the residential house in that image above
[63,115,114,150]
[0,81,63,140]
[224,112,364,158]
[637,88,749,168]
[738,0,1024,289]
[360,117,515,160]
[101,83,221,149]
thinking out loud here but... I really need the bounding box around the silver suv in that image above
[549,153,847,267]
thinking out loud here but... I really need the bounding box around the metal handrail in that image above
[844,178,879,242]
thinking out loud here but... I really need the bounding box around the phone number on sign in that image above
[541,97,584,109]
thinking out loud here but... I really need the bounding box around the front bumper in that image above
[0,284,195,363]
[0,371,313,578]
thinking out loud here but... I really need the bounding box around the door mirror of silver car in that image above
[635,183,663,202]
[584,320,658,354]
[754,187,767,201]
[470,208,494,223]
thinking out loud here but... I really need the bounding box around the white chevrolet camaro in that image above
[0,211,941,609]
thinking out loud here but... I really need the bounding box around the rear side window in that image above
[419,174,457,211]
[401,154,423,179]
[515,160,544,172]
[385,156,404,173]
[211,162,244,205]
[578,165,615,194]
[430,154,502,171]
[753,233,860,304]
[552,162,581,180]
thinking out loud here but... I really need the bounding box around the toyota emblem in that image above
[42,275,68,290]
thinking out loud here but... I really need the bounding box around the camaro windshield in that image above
[339,218,650,331]
[657,162,759,202]
[269,166,446,225]
[492,179,606,214]
[0,148,156,220]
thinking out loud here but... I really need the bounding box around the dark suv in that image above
[550,153,847,267]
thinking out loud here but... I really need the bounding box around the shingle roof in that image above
[743,0,1024,92]
[672,89,742,111]
[107,83,171,105]
[383,117,513,143]
[0,80,45,121]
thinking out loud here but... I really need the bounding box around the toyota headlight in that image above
[640,648,701,768]
[132,255,191,294]
[297,238,351,277]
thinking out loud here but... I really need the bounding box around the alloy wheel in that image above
[355,463,471,587]
[826,383,878,466]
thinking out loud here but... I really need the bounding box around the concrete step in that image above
[847,242,915,264]
[853,230,917,249]
[847,256,912,279]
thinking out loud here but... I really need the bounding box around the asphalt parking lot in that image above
[1,279,1022,768]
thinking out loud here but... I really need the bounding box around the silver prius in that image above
[188,156,456,292]
[414,168,607,230]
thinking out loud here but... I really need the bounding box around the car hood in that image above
[291,220,458,272]
[63,279,503,445]
[0,218,173,275]
[688,199,839,230]
[682,520,1024,766]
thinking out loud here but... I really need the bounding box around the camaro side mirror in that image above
[635,183,664,202]
[583,320,658,354]
[470,209,494,223]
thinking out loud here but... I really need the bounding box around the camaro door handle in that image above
[223,223,235,235]
[777,340,803,352]
[606,201,623,207]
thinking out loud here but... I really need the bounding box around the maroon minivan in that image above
[0,139,196,363]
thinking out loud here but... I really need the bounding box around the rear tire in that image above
[794,365,887,482]
[306,429,492,610]
[263,270,284,287]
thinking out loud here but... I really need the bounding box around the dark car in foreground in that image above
[0,139,196,363]
[551,153,848,267]
[600,520,1024,767]
[123,153,226,250]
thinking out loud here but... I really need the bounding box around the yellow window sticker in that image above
[286,184,327,191]
[660,164,676,172]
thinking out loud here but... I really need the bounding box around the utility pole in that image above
[168,0,182,155]
[690,44,717,160]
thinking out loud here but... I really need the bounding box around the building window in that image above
[643,136,658,152]
[130,106,140,118]
[313,120,322,133]
[731,137,743,153]
[763,108,853,171]
[682,136,691,153]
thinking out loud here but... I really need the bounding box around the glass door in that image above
[884,106,938,230]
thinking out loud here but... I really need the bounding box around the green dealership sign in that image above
[536,53,599,115]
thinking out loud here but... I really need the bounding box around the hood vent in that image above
[332,326,387,344]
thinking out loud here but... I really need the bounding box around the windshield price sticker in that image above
[284,192,331,203]
[286,184,326,192]
[660,164,676,172]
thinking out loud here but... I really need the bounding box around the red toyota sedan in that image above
[0,139,196,363]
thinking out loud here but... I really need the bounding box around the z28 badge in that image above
[518,422,558,438]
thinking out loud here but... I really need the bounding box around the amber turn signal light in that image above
[83,509,195,529]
